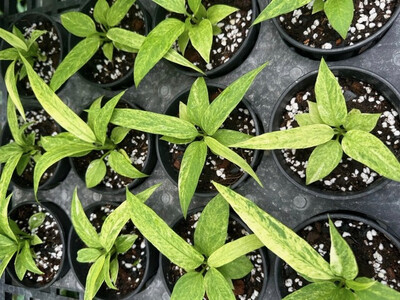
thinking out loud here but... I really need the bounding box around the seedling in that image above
[232,58,400,184]
[214,183,400,300]
[110,63,267,217]
[0,194,45,281]
[254,0,354,40]
[127,190,264,300]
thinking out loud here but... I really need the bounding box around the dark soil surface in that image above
[279,0,398,49]
[280,218,400,295]
[164,212,265,299]
[280,78,400,192]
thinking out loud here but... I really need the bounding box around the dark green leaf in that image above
[0,27,27,51]
[61,12,97,37]
[5,61,25,119]
[187,77,209,126]
[178,29,189,54]
[93,0,110,25]
[102,42,114,61]
[77,248,103,263]
[189,19,213,63]
[354,277,400,299]
[324,0,354,39]
[171,272,205,300]
[106,0,136,27]
[212,129,252,147]
[85,159,107,188]
[283,282,338,300]
[115,234,138,254]
[85,254,106,300]
[204,268,235,300]
[110,127,131,144]
[206,5,238,24]
[254,0,310,24]
[28,212,46,230]
[108,150,147,179]
[218,255,253,280]
[16,154,30,176]
[344,109,380,132]
[152,0,186,14]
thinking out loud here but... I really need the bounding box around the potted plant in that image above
[68,185,159,300]
[213,183,400,299]
[127,190,268,299]
[254,0,400,60]
[232,58,400,200]
[111,64,267,216]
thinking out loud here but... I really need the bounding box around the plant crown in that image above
[214,183,400,300]
[127,189,263,300]
[233,58,400,185]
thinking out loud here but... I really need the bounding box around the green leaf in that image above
[324,0,354,39]
[332,288,356,300]
[178,29,190,54]
[283,282,338,300]
[0,48,19,60]
[106,0,135,27]
[108,150,147,179]
[0,27,27,51]
[214,183,336,281]
[342,130,400,182]
[50,36,101,92]
[103,253,117,290]
[187,77,209,126]
[0,143,23,164]
[110,127,131,144]
[12,26,25,42]
[0,234,17,257]
[102,42,114,61]
[212,129,252,147]
[178,141,207,218]
[28,212,46,230]
[115,234,138,254]
[354,277,400,299]
[14,253,27,281]
[194,194,229,257]
[152,0,186,14]
[31,235,43,246]
[202,63,268,135]
[207,5,239,24]
[188,0,201,15]
[344,109,380,132]
[84,254,106,300]
[204,136,262,186]
[204,268,235,300]
[254,0,311,24]
[179,101,190,122]
[135,18,185,86]
[163,47,204,75]
[5,62,25,119]
[346,278,376,291]
[6,98,25,146]
[132,183,162,204]
[71,188,102,248]
[87,96,103,131]
[161,136,194,144]
[308,101,324,124]
[93,0,110,25]
[312,0,325,14]
[218,255,253,280]
[40,132,88,151]
[0,253,14,278]
[315,58,348,127]
[189,19,213,63]
[27,30,47,49]
[16,154,30,176]
[127,191,204,270]
[111,108,199,140]
[171,271,205,300]
[77,248,103,263]
[61,12,97,37]
[306,140,342,184]
[110,257,119,284]
[19,240,43,275]
[85,159,107,188]
[296,113,319,126]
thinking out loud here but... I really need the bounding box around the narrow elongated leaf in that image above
[50,36,101,92]
[214,183,336,281]
[77,248,103,263]
[135,183,162,203]
[127,192,204,270]
[202,63,268,135]
[308,101,324,124]
[0,235,17,257]
[344,109,380,132]
[207,5,238,24]
[171,272,204,300]
[312,0,325,13]
[40,132,88,151]
[108,150,147,179]
[85,159,107,188]
[111,108,199,139]
[115,234,138,253]
[315,58,347,127]
[85,254,106,300]
[306,140,342,184]
[134,18,185,86]
[28,212,46,230]
[93,0,110,25]
[204,268,235,300]
[212,129,252,147]
[7,98,25,146]
[355,277,400,299]
[324,0,354,39]
[71,189,102,248]
[218,255,253,280]
[110,257,119,284]
[27,30,47,49]
[163,48,204,74]
[0,48,19,60]
[204,136,262,186]
[19,241,43,275]
[5,62,24,118]
[194,195,229,257]
[283,282,338,300]
[0,27,27,51]
[106,0,135,27]
[346,278,376,291]
[178,29,189,54]
[161,136,194,144]
[254,0,311,24]
[178,141,207,218]
[152,0,186,14]
[87,97,103,131]
[189,19,213,63]
[103,253,117,290]
[16,154,30,176]
[187,77,209,126]
[14,253,27,281]
[0,253,14,278]
[0,143,22,164]
[179,101,189,122]
[342,130,400,182]
[61,12,97,37]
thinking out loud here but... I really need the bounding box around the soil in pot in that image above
[163,212,266,299]
[279,77,400,193]
[278,0,398,50]
[279,217,400,296]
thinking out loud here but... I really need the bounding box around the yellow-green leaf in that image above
[204,268,235,300]
[5,61,24,119]
[324,0,354,39]
[61,12,97,37]
[189,19,213,63]
[283,282,338,300]
[187,77,209,127]
[254,0,310,24]
[344,109,380,132]
[106,0,136,27]
[171,272,205,300]
[0,27,27,51]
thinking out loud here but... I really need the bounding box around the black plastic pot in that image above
[153,0,260,78]
[70,97,157,195]
[0,102,71,191]
[69,0,152,90]
[270,66,400,200]
[271,1,400,61]
[68,200,159,300]
[273,210,400,298]
[156,84,264,198]
[160,206,269,298]
[6,200,71,290]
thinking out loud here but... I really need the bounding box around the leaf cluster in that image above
[214,183,400,300]
[233,58,400,184]
[127,190,264,300]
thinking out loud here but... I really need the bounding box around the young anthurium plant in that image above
[0,194,45,281]
[213,183,400,299]
[232,58,400,185]
[254,0,354,40]
[50,0,202,90]
[71,184,160,300]
[110,63,267,217]
[127,190,264,300]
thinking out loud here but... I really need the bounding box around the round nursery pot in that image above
[154,0,260,78]
[69,0,151,90]
[271,0,400,60]
[156,84,263,198]
[0,11,68,98]
[68,200,159,300]
[274,211,400,298]
[70,98,156,195]
[160,207,269,299]
[6,200,71,290]
[0,102,71,191]
[270,66,400,200]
